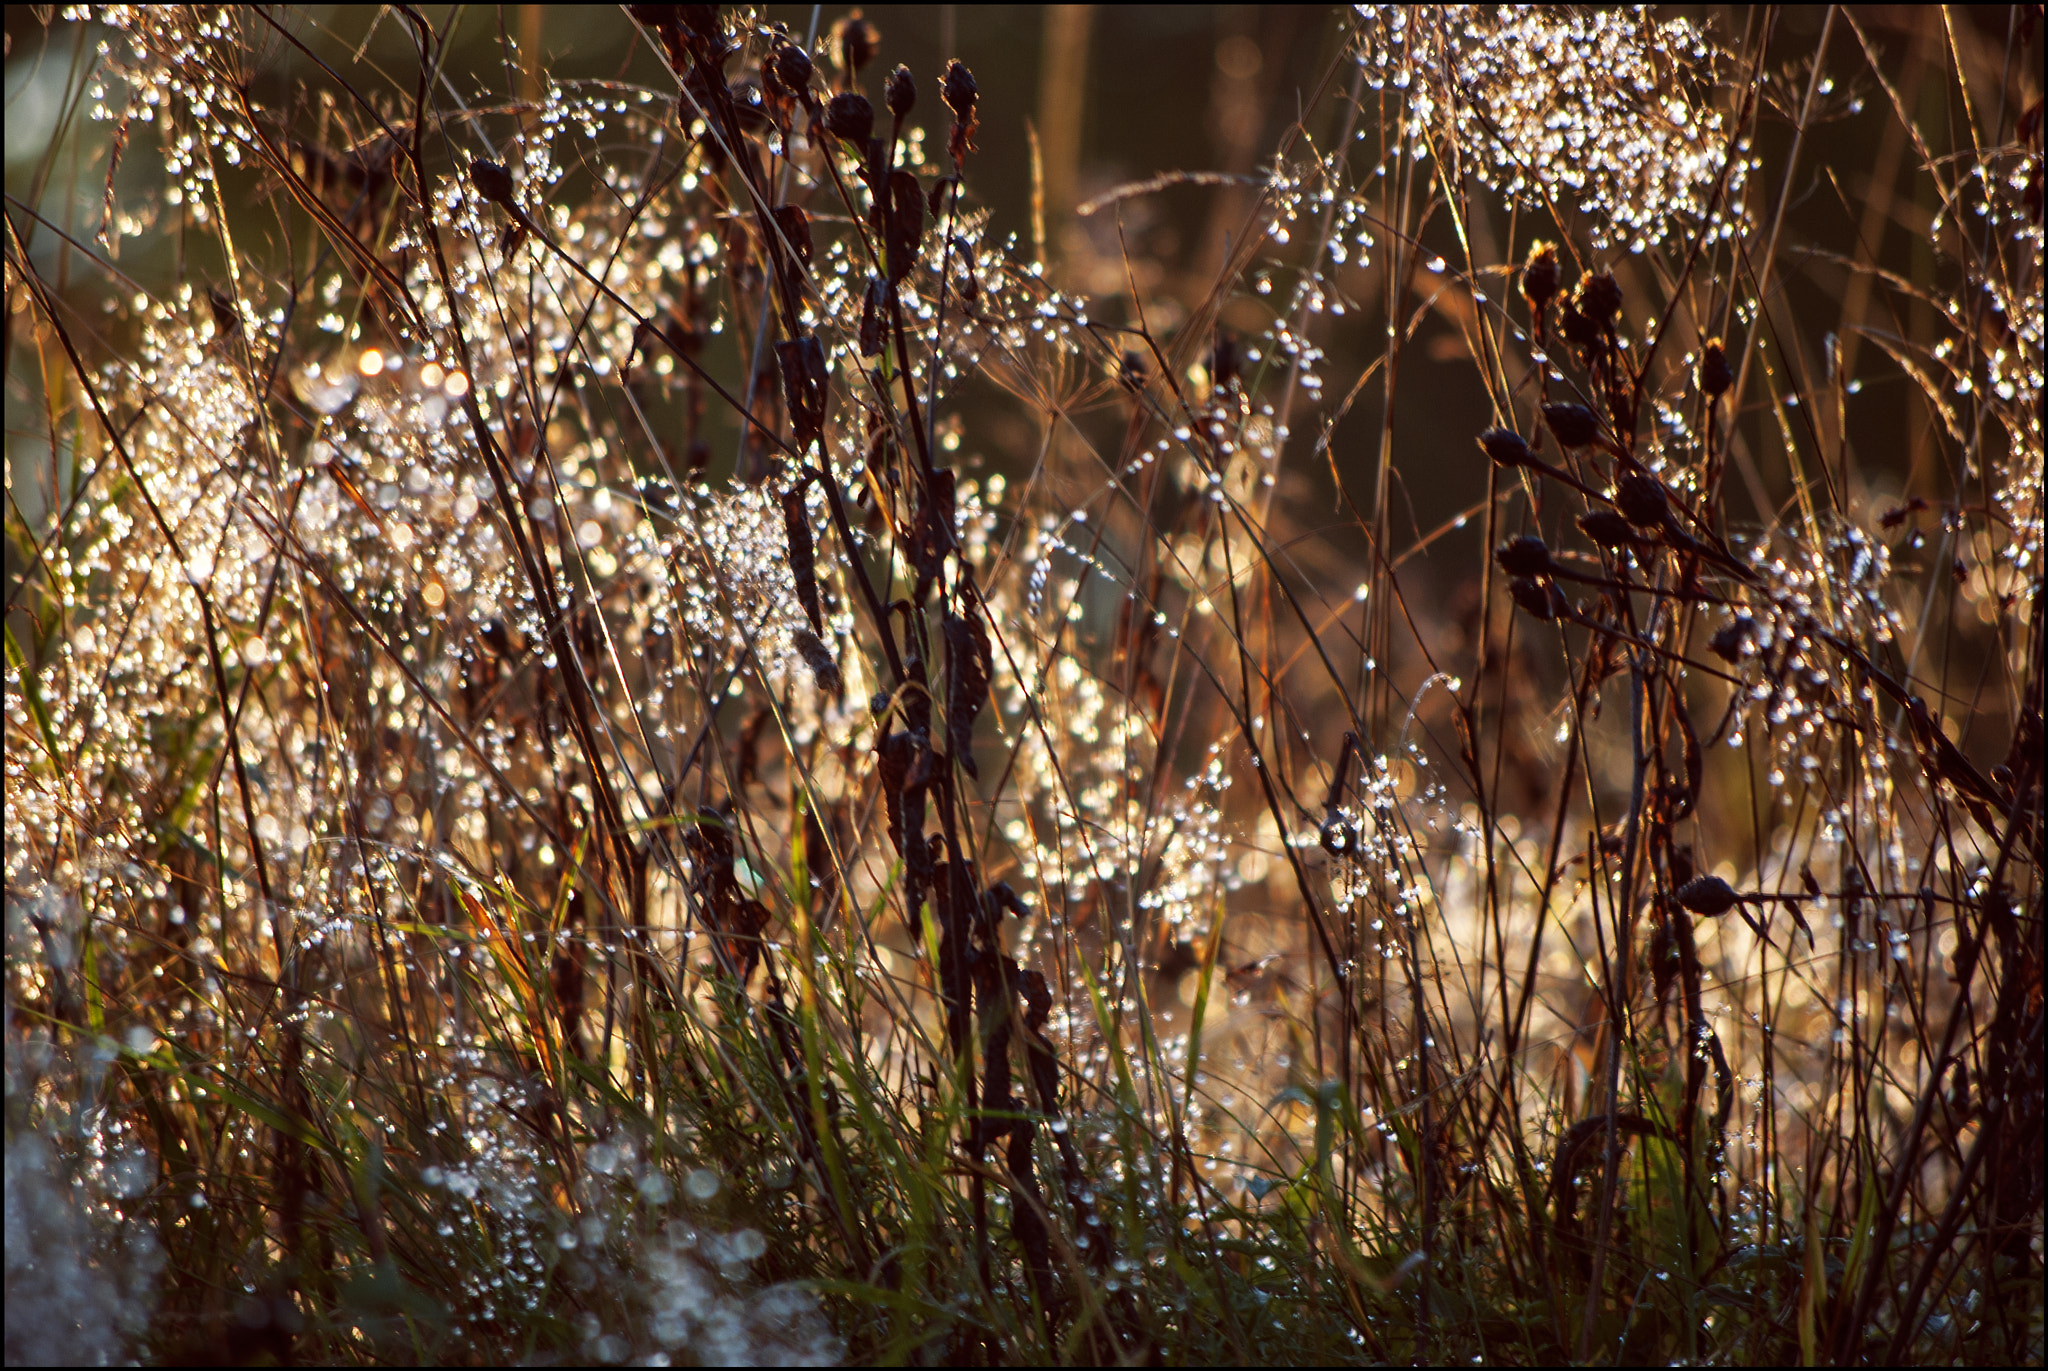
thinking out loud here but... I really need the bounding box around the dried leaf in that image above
[793,626,840,696]
[886,170,924,285]
[781,484,823,636]
[944,603,992,777]
[775,334,827,449]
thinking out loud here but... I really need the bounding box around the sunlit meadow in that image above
[5,5,2041,1364]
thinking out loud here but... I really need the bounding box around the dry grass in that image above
[4,5,2041,1364]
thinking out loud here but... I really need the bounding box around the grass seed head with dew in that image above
[1919,79,2043,610]
[1718,517,1905,794]
[1356,5,1751,252]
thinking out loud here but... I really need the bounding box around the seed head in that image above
[833,11,879,78]
[469,157,515,208]
[1576,509,1637,548]
[1613,474,1670,528]
[1559,299,1600,350]
[766,40,814,104]
[1522,240,1562,311]
[886,64,916,120]
[1542,402,1599,448]
[1494,535,1554,577]
[1575,270,1623,326]
[824,91,874,146]
[775,335,828,448]
[942,60,980,163]
[1508,577,1568,621]
[1699,337,1733,397]
[1675,875,1740,916]
[859,276,886,357]
[1478,427,1536,469]
[942,60,978,125]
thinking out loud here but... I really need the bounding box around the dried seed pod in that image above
[909,467,959,604]
[1699,337,1733,398]
[766,40,814,104]
[943,604,993,778]
[1494,535,1554,578]
[1708,616,1754,663]
[792,627,841,696]
[876,728,917,855]
[1478,427,1537,469]
[1522,240,1562,312]
[823,91,874,146]
[886,64,916,120]
[942,59,979,162]
[1613,473,1671,528]
[941,59,978,125]
[1576,508,1638,548]
[772,204,813,266]
[781,485,823,636]
[1675,875,1741,917]
[1542,402,1599,449]
[1559,300,1600,350]
[833,12,879,78]
[469,157,515,208]
[1508,577,1568,621]
[1575,270,1623,326]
